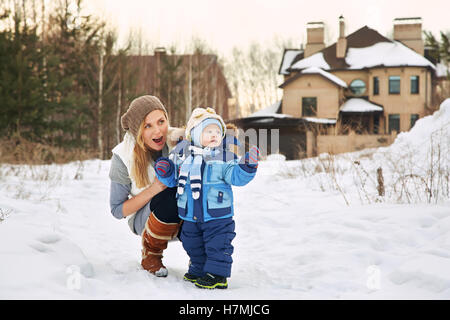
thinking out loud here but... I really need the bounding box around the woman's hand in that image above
[122,179,167,217]
[148,178,167,195]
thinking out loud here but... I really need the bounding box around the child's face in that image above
[201,124,222,148]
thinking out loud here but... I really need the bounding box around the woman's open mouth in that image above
[153,136,164,145]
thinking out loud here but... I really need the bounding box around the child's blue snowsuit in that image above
[156,138,257,277]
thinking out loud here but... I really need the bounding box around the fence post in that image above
[377,167,385,197]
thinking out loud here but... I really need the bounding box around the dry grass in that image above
[278,126,450,206]
[0,137,96,165]
[0,208,12,223]
[0,138,96,225]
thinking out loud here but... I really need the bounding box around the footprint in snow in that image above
[37,234,61,244]
[29,233,61,253]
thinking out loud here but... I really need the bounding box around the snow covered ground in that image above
[1,100,449,300]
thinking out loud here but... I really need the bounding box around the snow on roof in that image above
[301,67,347,88]
[303,117,337,124]
[393,17,422,25]
[306,22,324,29]
[340,98,383,113]
[246,101,293,119]
[289,52,330,71]
[345,41,435,70]
[289,39,435,71]
[280,49,303,75]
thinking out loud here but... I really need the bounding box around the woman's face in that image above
[141,110,168,151]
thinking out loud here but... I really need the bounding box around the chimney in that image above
[154,47,166,96]
[393,17,424,55]
[336,15,347,59]
[305,22,325,58]
[155,47,167,67]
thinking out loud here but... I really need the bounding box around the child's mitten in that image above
[154,157,175,178]
[245,146,260,168]
[238,146,260,174]
[154,157,177,187]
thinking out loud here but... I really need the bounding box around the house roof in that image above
[287,26,435,72]
[301,67,347,87]
[279,66,347,88]
[245,101,293,119]
[340,98,383,113]
[303,117,337,124]
[288,52,330,71]
[279,49,304,75]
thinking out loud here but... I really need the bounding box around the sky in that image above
[84,0,450,57]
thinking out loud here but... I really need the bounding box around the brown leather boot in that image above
[141,212,180,277]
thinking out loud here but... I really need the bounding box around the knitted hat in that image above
[121,95,169,139]
[185,107,226,142]
[191,118,224,147]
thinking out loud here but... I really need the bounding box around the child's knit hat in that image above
[185,107,226,145]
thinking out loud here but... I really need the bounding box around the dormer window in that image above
[302,97,317,116]
[349,79,366,96]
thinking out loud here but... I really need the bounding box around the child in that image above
[154,107,259,289]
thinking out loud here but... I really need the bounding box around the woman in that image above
[109,95,184,277]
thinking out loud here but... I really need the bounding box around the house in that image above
[234,17,445,159]
[281,16,444,157]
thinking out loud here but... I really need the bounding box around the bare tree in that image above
[224,36,298,116]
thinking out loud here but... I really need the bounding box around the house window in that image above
[389,114,400,133]
[373,77,379,95]
[411,114,419,128]
[302,97,317,116]
[389,76,401,94]
[410,76,419,94]
[349,79,366,95]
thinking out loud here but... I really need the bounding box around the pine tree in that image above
[0,0,139,160]
[0,8,50,141]
[47,0,106,149]
[425,30,450,79]
[113,44,137,147]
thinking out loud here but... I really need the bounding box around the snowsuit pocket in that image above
[206,185,232,218]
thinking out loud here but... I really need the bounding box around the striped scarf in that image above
[177,145,221,200]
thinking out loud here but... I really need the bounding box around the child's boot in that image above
[183,272,200,283]
[195,273,228,289]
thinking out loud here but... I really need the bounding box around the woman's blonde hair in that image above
[131,114,168,188]
[131,121,151,188]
